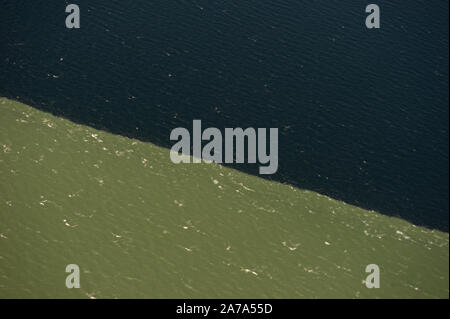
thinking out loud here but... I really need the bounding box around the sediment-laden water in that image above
[0,98,448,298]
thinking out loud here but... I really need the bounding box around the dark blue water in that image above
[1,1,448,231]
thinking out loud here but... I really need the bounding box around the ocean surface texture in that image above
[0,98,448,298]
[0,0,449,298]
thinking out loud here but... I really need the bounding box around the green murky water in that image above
[0,98,448,298]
